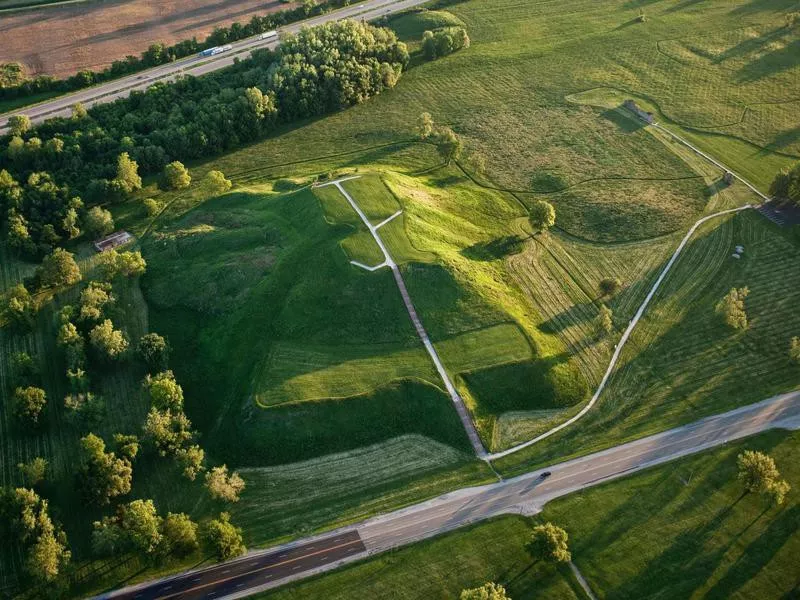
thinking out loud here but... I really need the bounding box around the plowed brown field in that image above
[0,0,294,78]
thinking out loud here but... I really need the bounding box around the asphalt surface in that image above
[0,0,430,133]
[318,177,488,457]
[98,390,800,600]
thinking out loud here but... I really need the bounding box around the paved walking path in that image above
[488,204,752,460]
[317,177,487,457]
[653,123,770,203]
[570,562,598,600]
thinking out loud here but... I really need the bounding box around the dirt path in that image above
[317,177,488,458]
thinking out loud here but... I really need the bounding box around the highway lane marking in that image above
[152,537,364,600]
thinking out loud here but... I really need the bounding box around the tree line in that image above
[2,248,249,589]
[0,0,359,102]
[1,21,411,258]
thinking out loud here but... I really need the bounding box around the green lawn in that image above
[259,429,800,600]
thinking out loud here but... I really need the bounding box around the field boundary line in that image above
[487,203,752,461]
[316,177,488,458]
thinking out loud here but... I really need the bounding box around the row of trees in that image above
[0,0,360,102]
[422,26,471,61]
[2,21,412,255]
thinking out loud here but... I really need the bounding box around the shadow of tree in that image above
[601,108,646,133]
[461,236,525,262]
[704,505,800,600]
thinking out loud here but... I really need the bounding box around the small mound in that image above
[388,9,466,41]
[463,358,588,415]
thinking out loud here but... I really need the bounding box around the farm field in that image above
[257,429,800,600]
[0,0,292,78]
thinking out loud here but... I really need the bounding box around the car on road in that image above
[540,471,552,479]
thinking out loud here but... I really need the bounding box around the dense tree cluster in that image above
[715,287,749,330]
[1,21,410,258]
[77,433,134,505]
[0,0,363,102]
[0,487,71,583]
[422,26,470,61]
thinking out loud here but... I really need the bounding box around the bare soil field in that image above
[0,0,294,78]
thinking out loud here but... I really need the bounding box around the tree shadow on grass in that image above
[705,176,733,198]
[703,504,800,600]
[461,235,525,261]
[537,302,596,335]
[601,108,646,133]
[737,38,800,83]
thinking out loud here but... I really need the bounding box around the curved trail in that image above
[488,204,752,460]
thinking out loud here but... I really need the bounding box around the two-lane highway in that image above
[0,0,429,133]
[97,390,800,600]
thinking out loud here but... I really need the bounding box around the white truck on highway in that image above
[260,30,278,40]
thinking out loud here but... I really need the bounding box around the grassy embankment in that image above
[257,429,800,600]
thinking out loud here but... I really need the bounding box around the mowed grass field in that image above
[497,210,800,475]
[258,429,800,600]
[206,0,800,209]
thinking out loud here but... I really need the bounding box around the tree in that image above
[205,465,245,502]
[767,478,791,506]
[138,333,171,372]
[527,522,571,563]
[737,450,780,495]
[120,499,163,555]
[89,319,129,360]
[204,513,245,561]
[595,305,613,336]
[177,445,205,481]
[203,170,232,195]
[114,152,142,194]
[79,281,114,322]
[418,112,434,140]
[71,103,88,120]
[161,512,199,557]
[3,284,37,330]
[99,250,146,280]
[113,433,140,462]
[716,287,750,330]
[790,337,800,364]
[144,371,184,411]
[163,161,191,190]
[8,114,31,136]
[78,433,132,505]
[434,127,462,165]
[12,351,39,386]
[599,277,622,299]
[18,457,48,487]
[64,392,105,429]
[7,488,71,583]
[39,248,81,288]
[143,408,193,456]
[143,198,161,218]
[460,582,510,600]
[14,386,47,425]
[26,528,71,583]
[83,206,115,239]
[529,200,556,233]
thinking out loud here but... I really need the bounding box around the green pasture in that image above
[497,210,800,475]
